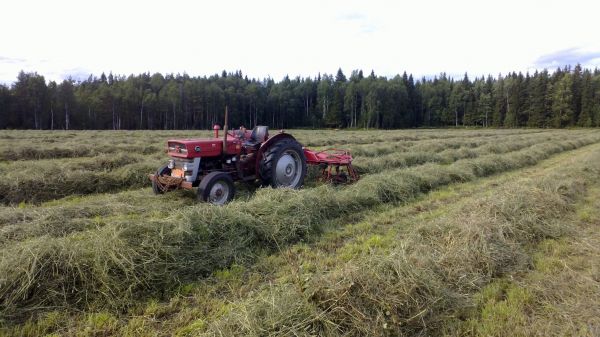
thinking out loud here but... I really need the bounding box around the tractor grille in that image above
[168,158,195,178]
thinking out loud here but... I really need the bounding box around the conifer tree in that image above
[551,73,574,128]
[578,70,594,126]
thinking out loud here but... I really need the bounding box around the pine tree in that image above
[578,70,594,126]
[344,81,359,128]
[593,75,600,126]
[476,76,493,127]
[12,71,48,129]
[330,68,347,127]
[0,85,11,128]
[504,72,525,127]
[492,75,507,126]
[317,74,333,126]
[527,70,549,127]
[571,64,583,124]
[57,79,75,130]
[448,82,462,127]
[551,73,574,128]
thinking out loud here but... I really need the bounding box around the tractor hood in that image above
[167,136,241,158]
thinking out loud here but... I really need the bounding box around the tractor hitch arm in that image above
[303,148,359,184]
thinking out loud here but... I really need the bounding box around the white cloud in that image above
[1,0,599,85]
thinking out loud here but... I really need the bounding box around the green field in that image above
[1,129,599,336]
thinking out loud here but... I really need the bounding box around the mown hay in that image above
[0,160,161,204]
[0,131,598,322]
[196,147,599,337]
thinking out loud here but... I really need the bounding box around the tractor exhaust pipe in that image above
[222,106,228,155]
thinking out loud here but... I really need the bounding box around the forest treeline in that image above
[1,65,599,130]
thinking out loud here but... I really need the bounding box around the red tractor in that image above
[149,109,358,204]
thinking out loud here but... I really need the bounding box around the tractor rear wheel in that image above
[152,165,172,194]
[197,172,235,205]
[260,138,307,189]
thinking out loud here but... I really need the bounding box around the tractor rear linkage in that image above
[304,148,359,184]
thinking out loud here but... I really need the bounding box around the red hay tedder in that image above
[149,108,359,204]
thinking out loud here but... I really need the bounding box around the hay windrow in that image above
[0,129,580,204]
[1,131,599,322]
[195,142,600,337]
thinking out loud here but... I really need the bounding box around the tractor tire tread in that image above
[260,138,306,188]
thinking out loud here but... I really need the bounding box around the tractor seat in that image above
[244,126,269,149]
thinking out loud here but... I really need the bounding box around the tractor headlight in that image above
[167,160,175,169]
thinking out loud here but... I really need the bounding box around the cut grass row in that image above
[0,130,583,204]
[341,129,553,157]
[1,131,594,245]
[298,129,547,147]
[5,136,599,336]
[184,141,600,337]
[0,189,200,248]
[0,129,541,175]
[0,130,191,161]
[0,159,163,204]
[1,132,598,322]
[449,185,600,336]
[152,142,600,336]
[352,131,586,173]
[0,129,546,161]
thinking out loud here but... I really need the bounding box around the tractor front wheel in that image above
[197,172,235,205]
[261,138,307,189]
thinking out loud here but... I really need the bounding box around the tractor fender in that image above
[255,133,299,180]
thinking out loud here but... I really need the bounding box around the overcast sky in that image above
[1,0,599,85]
